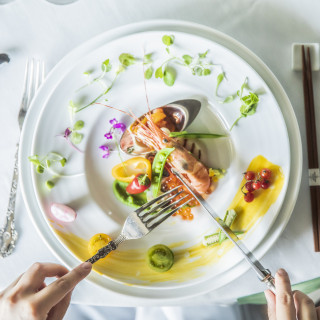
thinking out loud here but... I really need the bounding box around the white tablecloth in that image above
[1,0,320,311]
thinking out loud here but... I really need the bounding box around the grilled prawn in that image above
[136,114,211,195]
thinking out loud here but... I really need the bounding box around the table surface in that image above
[1,0,320,307]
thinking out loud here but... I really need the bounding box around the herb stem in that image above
[114,133,128,176]
[230,115,243,131]
[76,72,119,113]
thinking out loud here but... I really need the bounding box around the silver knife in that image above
[172,169,276,294]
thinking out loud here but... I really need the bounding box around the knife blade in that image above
[172,169,276,293]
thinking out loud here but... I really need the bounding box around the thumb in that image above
[36,262,92,314]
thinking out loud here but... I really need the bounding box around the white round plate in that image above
[19,20,302,301]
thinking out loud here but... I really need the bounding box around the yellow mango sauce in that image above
[53,155,284,285]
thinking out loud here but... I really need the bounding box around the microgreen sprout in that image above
[119,53,137,67]
[143,53,154,80]
[230,78,260,130]
[101,59,112,72]
[162,35,174,54]
[155,35,213,86]
[77,61,112,93]
[76,53,138,112]
[62,120,85,152]
[181,50,212,76]
[28,152,67,190]
[215,73,236,104]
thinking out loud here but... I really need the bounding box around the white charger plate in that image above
[19,20,302,301]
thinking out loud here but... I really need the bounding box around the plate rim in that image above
[19,19,302,302]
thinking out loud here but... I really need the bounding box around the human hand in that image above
[0,261,92,320]
[265,268,320,319]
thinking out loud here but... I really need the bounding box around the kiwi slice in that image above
[147,244,174,272]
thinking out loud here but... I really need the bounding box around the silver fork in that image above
[0,59,45,258]
[86,186,191,264]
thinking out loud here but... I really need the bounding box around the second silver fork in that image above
[86,186,191,264]
[0,59,45,258]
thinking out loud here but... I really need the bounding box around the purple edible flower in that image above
[113,122,126,134]
[64,127,72,138]
[109,118,118,125]
[99,145,110,159]
[104,132,113,139]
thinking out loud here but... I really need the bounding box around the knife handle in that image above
[262,270,276,294]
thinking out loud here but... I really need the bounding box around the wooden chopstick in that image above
[301,45,320,252]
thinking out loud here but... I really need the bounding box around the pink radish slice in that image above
[50,203,77,222]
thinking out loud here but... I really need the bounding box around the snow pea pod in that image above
[151,148,175,197]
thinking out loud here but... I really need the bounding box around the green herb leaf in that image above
[216,73,225,95]
[70,131,83,144]
[246,103,258,115]
[144,53,153,64]
[203,68,211,76]
[163,66,176,86]
[68,100,77,120]
[73,120,84,131]
[60,158,67,167]
[162,35,174,46]
[230,90,259,130]
[155,66,164,79]
[237,77,250,99]
[182,54,193,65]
[119,53,136,67]
[144,66,153,79]
[198,50,209,58]
[101,59,112,72]
[46,159,51,168]
[228,77,260,130]
[194,67,203,76]
[28,156,41,166]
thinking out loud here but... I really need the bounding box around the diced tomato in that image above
[126,174,151,194]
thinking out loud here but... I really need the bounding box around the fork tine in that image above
[26,59,34,108]
[34,60,40,91]
[139,190,184,219]
[147,198,193,230]
[135,186,180,214]
[20,59,32,111]
[41,60,45,82]
[145,194,190,223]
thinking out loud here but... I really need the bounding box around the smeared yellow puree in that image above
[53,155,284,284]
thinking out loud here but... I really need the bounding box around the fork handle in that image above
[86,241,117,264]
[85,234,127,264]
[0,143,19,258]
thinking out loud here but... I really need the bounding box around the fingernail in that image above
[80,262,92,270]
[277,268,287,276]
